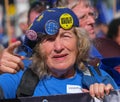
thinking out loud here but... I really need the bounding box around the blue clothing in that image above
[34,70,83,96]
[90,45,103,59]
[0,68,118,99]
[0,45,117,98]
[0,59,31,98]
[99,57,120,88]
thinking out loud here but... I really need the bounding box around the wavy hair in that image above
[30,27,91,79]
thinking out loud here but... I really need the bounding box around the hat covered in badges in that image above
[24,7,79,49]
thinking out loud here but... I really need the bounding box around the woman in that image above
[0,7,118,99]
[26,7,118,97]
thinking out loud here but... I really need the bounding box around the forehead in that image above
[69,0,91,8]
[39,28,75,41]
[73,0,91,10]
[72,1,92,16]
[54,28,75,35]
[42,28,74,36]
[59,28,74,33]
[29,11,40,23]
[79,0,91,7]
[52,28,75,36]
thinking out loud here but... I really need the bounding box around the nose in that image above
[54,38,64,53]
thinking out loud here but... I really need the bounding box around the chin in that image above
[89,34,96,39]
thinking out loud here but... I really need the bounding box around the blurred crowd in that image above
[0,0,119,48]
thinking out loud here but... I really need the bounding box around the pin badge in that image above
[45,20,59,35]
[60,13,73,30]
[26,30,37,41]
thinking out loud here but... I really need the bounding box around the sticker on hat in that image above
[60,13,73,30]
[26,30,37,41]
[45,20,59,35]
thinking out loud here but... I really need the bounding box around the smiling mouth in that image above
[53,54,68,58]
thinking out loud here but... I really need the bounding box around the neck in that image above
[51,67,75,79]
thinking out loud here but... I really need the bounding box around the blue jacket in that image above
[99,57,120,88]
[0,66,118,99]
[90,45,103,59]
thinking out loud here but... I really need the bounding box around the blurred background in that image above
[0,0,120,48]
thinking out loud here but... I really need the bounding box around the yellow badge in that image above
[60,13,73,29]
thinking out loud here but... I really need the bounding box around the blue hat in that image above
[24,7,79,49]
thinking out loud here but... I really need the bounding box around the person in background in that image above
[106,18,120,46]
[55,0,97,40]
[0,27,8,48]
[17,11,28,43]
[0,7,118,99]
[27,1,48,26]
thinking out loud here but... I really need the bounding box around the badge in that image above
[60,13,73,30]
[67,85,82,93]
[45,20,59,35]
[26,30,37,41]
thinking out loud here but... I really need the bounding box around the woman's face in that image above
[40,28,78,77]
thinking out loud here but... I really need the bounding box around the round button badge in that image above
[45,20,59,35]
[26,30,38,41]
[59,13,73,30]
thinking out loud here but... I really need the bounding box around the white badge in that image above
[67,85,82,93]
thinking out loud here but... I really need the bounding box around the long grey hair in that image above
[30,27,91,79]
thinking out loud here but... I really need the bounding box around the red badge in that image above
[26,30,37,41]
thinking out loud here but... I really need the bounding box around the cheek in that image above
[66,39,78,55]
[40,43,53,58]
[66,41,78,67]
[79,20,88,29]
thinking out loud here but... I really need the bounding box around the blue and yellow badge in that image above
[45,20,60,35]
[59,13,73,30]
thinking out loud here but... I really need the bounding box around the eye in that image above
[63,32,72,38]
[89,12,98,19]
[64,34,70,37]
[89,12,94,16]
[79,14,86,20]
